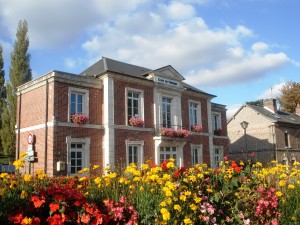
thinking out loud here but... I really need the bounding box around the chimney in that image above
[296,103,300,116]
[263,99,277,113]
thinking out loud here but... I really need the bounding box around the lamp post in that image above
[240,121,249,161]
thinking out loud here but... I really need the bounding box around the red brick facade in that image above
[16,61,228,176]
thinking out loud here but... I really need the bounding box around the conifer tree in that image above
[1,20,32,156]
[0,44,5,155]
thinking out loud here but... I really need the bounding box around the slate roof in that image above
[247,104,300,125]
[80,57,215,97]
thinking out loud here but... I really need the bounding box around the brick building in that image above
[16,57,228,175]
[228,99,300,164]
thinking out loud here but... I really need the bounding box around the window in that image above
[160,146,176,164]
[191,144,203,165]
[189,101,201,130]
[126,88,144,125]
[127,92,139,121]
[212,112,221,131]
[126,141,144,166]
[68,87,89,121]
[66,137,90,175]
[70,143,83,174]
[284,132,290,148]
[213,146,223,168]
[162,97,172,128]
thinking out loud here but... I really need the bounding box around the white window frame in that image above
[125,87,144,125]
[213,146,223,168]
[162,97,172,128]
[66,137,90,175]
[190,144,203,165]
[212,112,221,131]
[68,87,89,122]
[159,146,177,164]
[125,140,144,166]
[189,100,202,130]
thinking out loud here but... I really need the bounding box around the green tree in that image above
[0,20,32,156]
[0,44,6,155]
[246,99,264,107]
[278,82,300,113]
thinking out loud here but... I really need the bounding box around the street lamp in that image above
[240,121,249,161]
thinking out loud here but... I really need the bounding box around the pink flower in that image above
[129,117,144,127]
[244,219,250,225]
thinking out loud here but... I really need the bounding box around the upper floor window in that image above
[126,88,144,125]
[212,112,221,131]
[162,97,172,128]
[189,101,201,130]
[68,87,89,122]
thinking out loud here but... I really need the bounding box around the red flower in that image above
[49,203,60,212]
[8,211,23,224]
[30,195,45,208]
[47,214,64,225]
[161,160,168,171]
[174,169,180,180]
[148,160,157,168]
[81,214,91,223]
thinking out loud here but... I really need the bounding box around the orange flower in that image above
[81,214,91,223]
[49,203,59,212]
[30,196,45,208]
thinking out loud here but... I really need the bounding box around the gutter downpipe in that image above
[17,92,22,160]
[44,80,49,173]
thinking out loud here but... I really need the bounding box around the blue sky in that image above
[0,0,299,119]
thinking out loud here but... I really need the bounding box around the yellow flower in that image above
[79,176,88,182]
[10,181,17,189]
[160,208,170,221]
[174,204,181,212]
[160,201,167,207]
[184,218,193,224]
[206,188,213,193]
[190,203,197,211]
[13,159,24,169]
[21,217,32,225]
[94,177,101,184]
[276,191,283,197]
[24,174,33,182]
[288,184,295,189]
[140,186,144,191]
[92,165,100,170]
[184,191,191,196]
[20,152,28,158]
[279,180,286,187]
[180,195,187,201]
[20,190,28,199]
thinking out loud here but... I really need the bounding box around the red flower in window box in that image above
[71,114,88,125]
[214,129,223,136]
[160,128,191,138]
[129,117,144,127]
[192,124,203,132]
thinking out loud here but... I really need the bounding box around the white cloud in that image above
[226,104,242,120]
[258,82,286,99]
[251,42,269,53]
[158,1,196,21]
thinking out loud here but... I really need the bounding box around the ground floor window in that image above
[160,146,177,164]
[126,141,144,166]
[213,146,223,168]
[66,137,90,175]
[70,143,84,174]
[191,144,203,166]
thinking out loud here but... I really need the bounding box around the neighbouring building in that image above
[228,99,300,165]
[16,57,228,176]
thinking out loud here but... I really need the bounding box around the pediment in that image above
[153,66,185,81]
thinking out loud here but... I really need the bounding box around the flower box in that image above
[160,128,191,138]
[71,114,88,125]
[192,124,203,132]
[214,129,223,136]
[129,117,144,127]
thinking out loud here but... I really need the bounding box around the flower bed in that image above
[1,155,300,224]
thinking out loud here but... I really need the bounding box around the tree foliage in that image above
[0,44,6,155]
[278,82,300,113]
[246,99,264,107]
[0,20,32,156]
